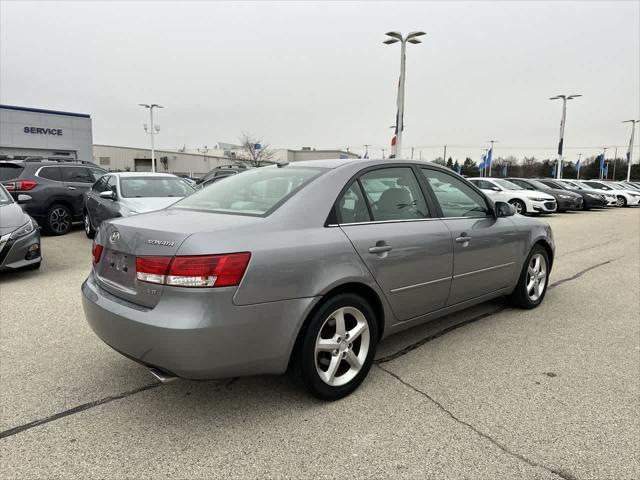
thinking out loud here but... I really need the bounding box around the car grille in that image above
[545,201,556,210]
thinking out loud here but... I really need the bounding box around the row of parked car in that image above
[1,157,639,273]
[468,177,640,214]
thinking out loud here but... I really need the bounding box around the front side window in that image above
[120,177,194,198]
[336,182,371,223]
[584,181,608,190]
[88,167,107,181]
[421,169,489,218]
[173,166,324,216]
[472,179,498,190]
[494,179,524,190]
[106,176,118,195]
[359,167,429,221]
[93,176,108,192]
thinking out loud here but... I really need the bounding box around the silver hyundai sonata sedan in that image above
[82,159,554,400]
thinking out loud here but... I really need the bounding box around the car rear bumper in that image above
[0,228,41,271]
[81,272,316,380]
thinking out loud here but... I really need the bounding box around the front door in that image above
[419,168,526,306]
[336,166,454,321]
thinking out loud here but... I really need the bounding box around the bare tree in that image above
[237,133,275,167]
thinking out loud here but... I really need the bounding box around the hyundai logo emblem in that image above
[109,231,120,243]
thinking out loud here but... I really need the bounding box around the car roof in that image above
[284,158,448,170]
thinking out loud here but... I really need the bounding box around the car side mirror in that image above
[17,194,32,204]
[495,201,515,217]
[492,187,501,191]
[99,190,116,200]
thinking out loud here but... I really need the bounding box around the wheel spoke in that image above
[528,266,535,277]
[526,278,536,292]
[316,338,339,352]
[347,321,367,342]
[321,355,341,384]
[333,309,346,337]
[345,349,362,370]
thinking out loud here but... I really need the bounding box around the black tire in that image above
[617,195,627,207]
[84,210,96,239]
[44,204,72,236]
[509,199,526,215]
[291,293,379,401]
[509,244,550,309]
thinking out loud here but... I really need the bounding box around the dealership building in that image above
[0,104,94,161]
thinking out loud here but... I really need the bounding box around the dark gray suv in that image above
[0,159,107,235]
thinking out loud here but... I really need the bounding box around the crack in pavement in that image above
[0,257,618,442]
[0,382,162,440]
[376,364,579,480]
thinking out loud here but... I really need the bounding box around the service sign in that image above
[23,126,63,136]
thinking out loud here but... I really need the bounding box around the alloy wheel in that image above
[526,253,547,302]
[314,306,370,387]
[49,207,71,234]
[510,200,524,215]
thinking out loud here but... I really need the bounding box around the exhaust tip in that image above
[149,367,178,384]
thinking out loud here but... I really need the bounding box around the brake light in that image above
[92,241,104,264]
[4,180,37,191]
[136,253,251,288]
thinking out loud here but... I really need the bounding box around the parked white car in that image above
[468,178,557,215]
[579,180,640,207]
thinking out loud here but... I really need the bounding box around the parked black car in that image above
[196,164,251,188]
[506,177,583,212]
[0,159,107,235]
[536,178,606,210]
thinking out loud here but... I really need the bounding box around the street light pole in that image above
[550,94,581,179]
[623,120,639,182]
[384,31,425,159]
[601,147,609,180]
[139,103,163,173]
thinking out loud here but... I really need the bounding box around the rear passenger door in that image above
[61,166,96,217]
[420,168,524,306]
[336,166,454,321]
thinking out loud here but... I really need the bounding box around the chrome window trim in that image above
[390,276,452,294]
[452,262,515,279]
[328,217,443,227]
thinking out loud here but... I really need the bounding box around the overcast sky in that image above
[1,1,638,161]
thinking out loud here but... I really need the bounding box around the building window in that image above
[99,157,111,166]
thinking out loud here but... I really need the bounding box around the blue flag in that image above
[603,163,609,178]
[479,160,485,171]
[575,158,580,169]
[551,161,556,177]
[486,147,493,166]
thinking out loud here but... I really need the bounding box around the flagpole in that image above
[487,140,496,177]
[576,153,582,179]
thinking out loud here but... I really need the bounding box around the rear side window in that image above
[0,164,24,181]
[61,166,94,183]
[359,167,430,221]
[38,166,62,181]
[420,168,489,218]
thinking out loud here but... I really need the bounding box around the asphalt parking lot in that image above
[1,208,638,480]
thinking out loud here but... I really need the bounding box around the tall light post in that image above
[139,103,163,172]
[623,119,639,182]
[384,31,426,159]
[550,94,581,179]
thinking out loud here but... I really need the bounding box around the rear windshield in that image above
[172,166,324,216]
[120,177,195,198]
[0,164,24,181]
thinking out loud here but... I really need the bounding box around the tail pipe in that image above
[149,367,178,384]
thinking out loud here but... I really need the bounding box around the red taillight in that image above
[4,180,37,191]
[92,241,103,264]
[135,252,251,288]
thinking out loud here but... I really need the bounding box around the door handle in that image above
[67,186,76,190]
[368,245,393,254]
[455,235,471,244]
